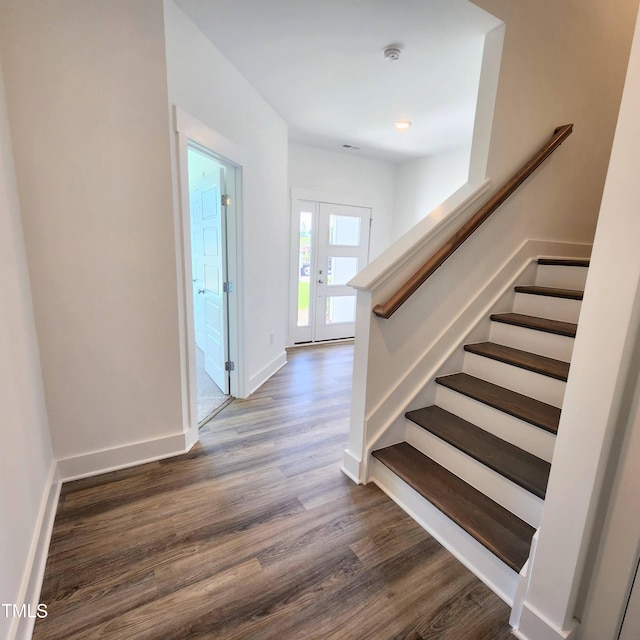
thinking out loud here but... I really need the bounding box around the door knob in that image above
[318,279,325,284]
[198,288,206,294]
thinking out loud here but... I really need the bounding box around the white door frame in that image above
[174,107,246,439]
[288,188,372,346]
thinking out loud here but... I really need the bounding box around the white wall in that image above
[288,143,395,260]
[347,0,639,629]
[164,0,289,393]
[516,6,640,638]
[349,0,639,420]
[392,147,471,240]
[472,0,639,242]
[0,54,55,640]
[0,0,185,473]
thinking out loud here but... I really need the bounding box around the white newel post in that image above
[342,288,373,484]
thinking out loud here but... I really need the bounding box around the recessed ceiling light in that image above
[394,120,412,130]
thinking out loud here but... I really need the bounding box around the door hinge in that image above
[225,361,235,372]
[223,281,234,293]
[221,194,231,207]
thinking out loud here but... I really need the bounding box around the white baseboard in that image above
[513,603,578,640]
[246,351,287,397]
[12,462,61,640]
[184,424,199,451]
[341,449,363,484]
[11,433,201,638]
[57,432,191,482]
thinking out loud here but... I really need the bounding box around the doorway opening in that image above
[175,107,244,442]
[289,198,371,345]
[187,145,234,424]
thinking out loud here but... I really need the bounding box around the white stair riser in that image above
[370,458,519,605]
[405,421,543,527]
[535,264,588,290]
[490,321,574,362]
[513,292,582,324]
[463,352,566,407]
[436,386,556,462]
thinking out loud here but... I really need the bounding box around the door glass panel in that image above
[297,211,313,327]
[329,214,360,246]
[327,257,358,286]
[326,296,356,325]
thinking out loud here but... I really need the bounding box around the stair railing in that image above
[372,124,574,319]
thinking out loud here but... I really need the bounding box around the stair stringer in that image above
[361,240,587,482]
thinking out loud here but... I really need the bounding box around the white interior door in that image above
[202,171,229,394]
[189,148,230,395]
[191,191,205,351]
[289,199,370,343]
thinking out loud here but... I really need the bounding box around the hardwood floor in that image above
[33,343,514,640]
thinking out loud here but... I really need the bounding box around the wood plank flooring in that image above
[33,343,514,640]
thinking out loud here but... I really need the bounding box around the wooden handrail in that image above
[373,124,574,319]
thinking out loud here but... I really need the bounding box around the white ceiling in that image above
[174,0,502,163]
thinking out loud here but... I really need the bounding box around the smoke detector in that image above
[382,45,402,62]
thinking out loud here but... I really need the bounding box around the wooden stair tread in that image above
[405,406,550,498]
[490,312,577,338]
[464,342,570,381]
[435,372,560,434]
[537,257,590,267]
[514,285,583,300]
[372,442,535,571]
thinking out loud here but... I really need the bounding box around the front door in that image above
[188,147,230,395]
[290,199,371,344]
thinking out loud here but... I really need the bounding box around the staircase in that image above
[369,257,588,602]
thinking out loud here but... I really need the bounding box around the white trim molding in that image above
[12,462,61,640]
[290,187,375,210]
[57,433,194,482]
[512,604,578,640]
[247,351,287,397]
[341,449,363,484]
